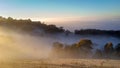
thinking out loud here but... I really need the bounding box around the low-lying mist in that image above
[0,26,120,61]
[52,18,120,32]
[0,27,53,60]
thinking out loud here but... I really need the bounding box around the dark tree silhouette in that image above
[0,16,65,34]
[74,29,120,38]
[104,42,114,53]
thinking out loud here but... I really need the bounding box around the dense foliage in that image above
[51,39,120,59]
[0,16,65,34]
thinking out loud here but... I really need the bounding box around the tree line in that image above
[50,39,120,59]
[0,16,120,37]
[74,29,120,38]
[0,16,65,34]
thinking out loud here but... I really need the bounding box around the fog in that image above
[0,27,53,60]
[49,18,120,32]
[0,26,120,61]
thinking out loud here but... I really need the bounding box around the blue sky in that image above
[0,0,120,22]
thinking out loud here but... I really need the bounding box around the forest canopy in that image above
[0,16,120,38]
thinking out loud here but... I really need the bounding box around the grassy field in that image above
[0,59,120,68]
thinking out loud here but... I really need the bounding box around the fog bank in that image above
[48,19,120,32]
[0,27,120,60]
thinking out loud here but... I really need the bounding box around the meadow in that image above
[0,59,120,68]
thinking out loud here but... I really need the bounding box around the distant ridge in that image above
[0,16,120,38]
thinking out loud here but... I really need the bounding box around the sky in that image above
[0,0,120,30]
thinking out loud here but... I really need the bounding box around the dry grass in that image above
[0,59,120,68]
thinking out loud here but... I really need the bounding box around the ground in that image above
[0,59,120,68]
